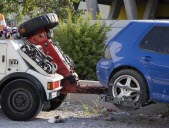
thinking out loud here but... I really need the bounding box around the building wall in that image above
[83,0,169,20]
[156,3,169,18]
[118,3,146,19]
[78,2,110,19]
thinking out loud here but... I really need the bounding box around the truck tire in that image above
[18,13,59,37]
[1,79,43,121]
[48,93,67,110]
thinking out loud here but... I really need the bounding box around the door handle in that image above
[2,55,5,62]
[141,56,152,62]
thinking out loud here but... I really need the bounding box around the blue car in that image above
[97,21,169,107]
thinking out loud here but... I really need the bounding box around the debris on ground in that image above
[48,116,64,123]
[105,116,115,121]
[1,101,169,128]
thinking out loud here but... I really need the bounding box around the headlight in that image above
[103,45,112,59]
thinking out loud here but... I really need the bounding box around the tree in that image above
[0,1,20,16]
[0,0,81,21]
[53,14,111,80]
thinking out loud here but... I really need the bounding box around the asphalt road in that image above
[0,101,169,128]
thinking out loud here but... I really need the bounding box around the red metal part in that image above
[27,29,71,77]
[26,29,107,94]
[60,79,107,94]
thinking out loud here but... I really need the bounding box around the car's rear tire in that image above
[48,93,67,110]
[18,13,59,37]
[109,69,149,111]
[1,79,43,121]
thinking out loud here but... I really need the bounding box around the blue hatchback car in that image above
[97,21,169,107]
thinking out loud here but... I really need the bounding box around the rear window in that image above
[140,26,169,54]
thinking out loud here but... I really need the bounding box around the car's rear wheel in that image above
[109,69,149,111]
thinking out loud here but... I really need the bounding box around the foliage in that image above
[0,0,81,21]
[53,13,111,80]
[0,1,21,17]
[80,100,109,116]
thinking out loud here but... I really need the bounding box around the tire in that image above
[109,69,149,111]
[1,79,43,121]
[47,94,67,110]
[18,13,59,37]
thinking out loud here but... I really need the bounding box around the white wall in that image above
[91,20,130,42]
[78,2,110,19]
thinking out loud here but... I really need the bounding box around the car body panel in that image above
[97,21,169,103]
[135,23,169,103]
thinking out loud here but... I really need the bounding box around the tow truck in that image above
[1,13,152,121]
[0,35,63,121]
[0,13,108,121]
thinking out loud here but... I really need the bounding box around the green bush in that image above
[53,14,111,80]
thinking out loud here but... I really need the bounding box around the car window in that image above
[140,26,169,54]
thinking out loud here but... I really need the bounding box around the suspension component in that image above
[20,41,58,74]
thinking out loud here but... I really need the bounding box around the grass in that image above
[80,99,109,117]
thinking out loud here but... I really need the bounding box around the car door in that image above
[137,25,169,103]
